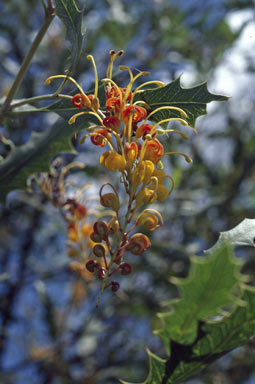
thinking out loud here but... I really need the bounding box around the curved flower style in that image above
[45,50,194,305]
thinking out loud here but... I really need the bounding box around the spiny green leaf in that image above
[121,288,255,384]
[138,77,229,130]
[0,116,90,203]
[54,0,84,71]
[121,219,255,384]
[156,242,241,348]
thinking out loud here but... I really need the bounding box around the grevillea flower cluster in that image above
[45,50,193,305]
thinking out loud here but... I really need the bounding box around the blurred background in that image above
[0,0,255,383]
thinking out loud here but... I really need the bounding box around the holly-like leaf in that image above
[54,0,84,71]
[138,77,229,130]
[121,288,255,384]
[120,219,255,384]
[156,242,241,349]
[0,116,90,203]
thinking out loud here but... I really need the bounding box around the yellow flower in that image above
[152,169,166,184]
[156,184,169,202]
[143,160,155,185]
[131,161,146,192]
[100,151,126,172]
[136,187,157,206]
[125,142,138,166]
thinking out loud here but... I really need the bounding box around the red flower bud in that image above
[111,281,120,292]
[86,260,98,273]
[119,262,133,275]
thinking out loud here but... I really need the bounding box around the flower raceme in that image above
[44,50,194,305]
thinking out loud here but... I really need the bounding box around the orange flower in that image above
[122,105,147,123]
[105,97,121,114]
[135,123,153,139]
[143,139,164,164]
[91,129,112,147]
[105,86,132,101]
[103,116,121,133]
[72,93,91,109]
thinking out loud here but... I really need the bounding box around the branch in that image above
[0,1,55,125]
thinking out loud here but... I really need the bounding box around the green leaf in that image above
[156,242,241,348]
[122,288,255,384]
[120,219,255,384]
[0,116,90,203]
[138,77,229,130]
[54,0,84,71]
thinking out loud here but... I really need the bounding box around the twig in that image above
[0,1,55,125]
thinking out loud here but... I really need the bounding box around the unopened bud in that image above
[93,221,109,241]
[85,260,98,273]
[108,217,119,234]
[137,210,163,231]
[111,281,120,292]
[119,262,133,275]
[93,244,106,258]
[90,232,102,243]
[126,233,151,255]
[100,192,120,211]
